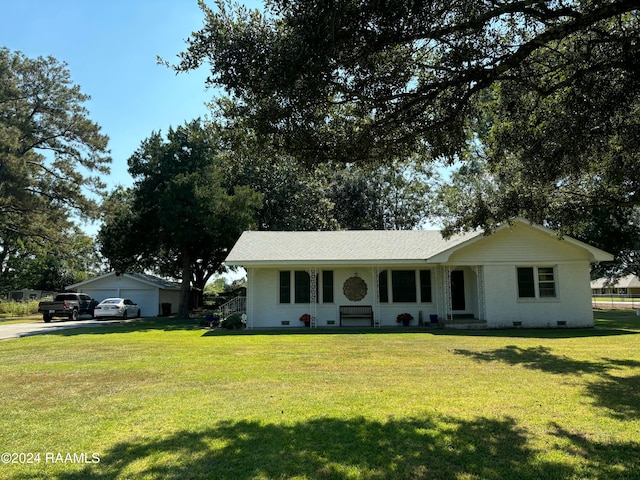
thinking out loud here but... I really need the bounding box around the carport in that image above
[66,272,181,317]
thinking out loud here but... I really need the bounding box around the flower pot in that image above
[402,318,410,326]
[303,321,310,328]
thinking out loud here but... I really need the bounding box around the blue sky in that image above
[1,0,260,193]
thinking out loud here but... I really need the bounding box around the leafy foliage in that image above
[98,120,262,315]
[327,159,436,230]
[170,1,640,276]
[0,48,110,289]
[217,126,336,231]
[172,1,638,165]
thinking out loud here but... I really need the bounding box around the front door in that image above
[451,270,466,311]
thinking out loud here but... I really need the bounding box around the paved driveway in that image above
[0,318,125,341]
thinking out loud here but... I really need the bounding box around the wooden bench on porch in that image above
[339,305,374,326]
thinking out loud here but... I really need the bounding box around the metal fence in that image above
[592,294,640,309]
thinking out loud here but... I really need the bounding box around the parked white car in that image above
[94,298,141,319]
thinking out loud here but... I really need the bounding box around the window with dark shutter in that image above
[322,271,334,303]
[279,271,291,303]
[420,270,432,303]
[294,271,310,303]
[379,270,389,303]
[517,267,536,298]
[392,270,417,302]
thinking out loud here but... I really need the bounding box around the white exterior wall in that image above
[482,263,593,328]
[448,222,594,328]
[246,266,442,328]
[242,223,599,329]
[73,275,180,316]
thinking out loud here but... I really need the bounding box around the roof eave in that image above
[225,259,434,267]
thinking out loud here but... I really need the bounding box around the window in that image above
[280,270,321,304]
[379,270,389,303]
[379,269,432,303]
[517,267,556,299]
[294,271,310,303]
[279,271,291,304]
[322,271,334,303]
[517,268,536,298]
[392,270,417,302]
[420,270,432,303]
[537,267,556,297]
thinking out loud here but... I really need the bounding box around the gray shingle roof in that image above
[590,274,640,289]
[124,272,181,290]
[66,271,181,290]
[225,229,482,265]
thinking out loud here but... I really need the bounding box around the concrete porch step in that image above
[441,318,487,329]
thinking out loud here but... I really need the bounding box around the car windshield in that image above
[101,299,121,304]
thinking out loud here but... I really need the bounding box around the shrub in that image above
[0,299,43,317]
[220,313,244,330]
[199,311,220,327]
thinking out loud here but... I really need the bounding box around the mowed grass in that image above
[1,311,639,479]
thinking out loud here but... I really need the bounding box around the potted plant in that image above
[300,313,311,327]
[396,312,413,326]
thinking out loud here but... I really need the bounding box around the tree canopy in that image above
[170,0,639,275]
[0,48,110,290]
[172,0,638,165]
[98,120,262,315]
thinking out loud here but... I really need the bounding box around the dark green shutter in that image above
[517,267,535,298]
[322,271,334,303]
[279,271,291,303]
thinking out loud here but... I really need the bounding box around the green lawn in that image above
[1,311,639,479]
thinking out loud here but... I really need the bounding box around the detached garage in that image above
[66,272,181,317]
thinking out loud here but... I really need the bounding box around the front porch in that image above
[243,265,487,329]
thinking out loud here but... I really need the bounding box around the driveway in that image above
[0,318,126,341]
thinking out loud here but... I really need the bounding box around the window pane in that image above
[538,267,556,297]
[420,270,432,303]
[379,270,389,303]
[295,271,310,303]
[322,271,334,303]
[392,270,417,302]
[538,267,554,282]
[279,271,291,304]
[517,267,535,298]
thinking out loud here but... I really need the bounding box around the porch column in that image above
[308,268,317,327]
[474,265,486,321]
[247,268,254,329]
[373,267,381,327]
[442,266,453,321]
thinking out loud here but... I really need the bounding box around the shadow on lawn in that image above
[455,346,640,420]
[202,325,640,339]
[47,310,640,339]
[45,414,639,480]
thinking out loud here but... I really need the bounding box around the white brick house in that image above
[224,219,612,329]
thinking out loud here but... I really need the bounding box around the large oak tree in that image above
[169,0,639,274]
[98,120,262,315]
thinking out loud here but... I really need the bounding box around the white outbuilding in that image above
[66,272,181,317]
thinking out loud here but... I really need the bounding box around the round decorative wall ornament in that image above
[343,275,368,302]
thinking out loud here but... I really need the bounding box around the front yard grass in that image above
[0,311,639,479]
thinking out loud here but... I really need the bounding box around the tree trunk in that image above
[178,253,191,318]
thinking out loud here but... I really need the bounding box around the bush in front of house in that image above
[220,313,244,330]
[198,311,220,327]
